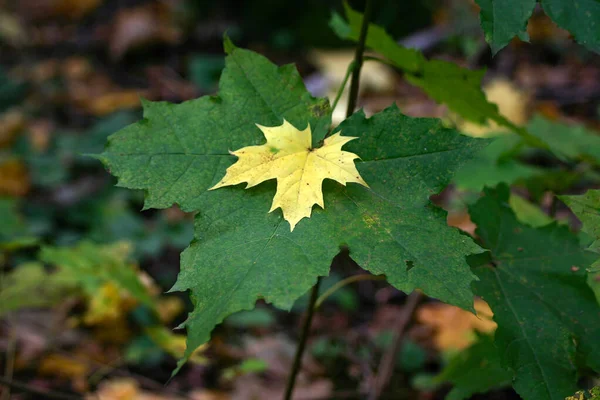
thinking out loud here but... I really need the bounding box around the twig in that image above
[345,0,374,117]
[315,274,385,309]
[330,61,355,112]
[0,376,83,400]
[283,278,322,400]
[368,290,422,400]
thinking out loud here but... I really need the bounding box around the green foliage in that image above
[476,0,600,54]
[560,189,600,251]
[453,135,543,191]
[475,0,536,55]
[469,185,600,400]
[508,194,554,227]
[560,190,600,304]
[0,197,38,250]
[0,67,26,112]
[98,40,488,369]
[331,3,512,129]
[97,40,331,213]
[0,262,75,316]
[434,334,512,400]
[528,116,600,164]
[40,241,154,307]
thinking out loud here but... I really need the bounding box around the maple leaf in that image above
[210,119,368,231]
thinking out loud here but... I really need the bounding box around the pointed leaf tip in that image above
[223,34,236,54]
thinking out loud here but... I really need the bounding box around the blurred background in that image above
[1,0,599,399]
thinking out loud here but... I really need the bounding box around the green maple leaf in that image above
[469,185,600,400]
[97,40,488,369]
[476,0,600,54]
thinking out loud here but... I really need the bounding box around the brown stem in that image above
[368,290,423,400]
[283,277,322,400]
[345,0,374,117]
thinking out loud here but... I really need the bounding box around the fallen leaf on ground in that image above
[416,299,497,351]
[0,158,30,196]
[457,78,530,137]
[88,378,184,400]
[39,353,90,392]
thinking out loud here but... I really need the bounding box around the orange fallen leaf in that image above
[86,91,143,116]
[417,299,496,351]
[0,158,30,196]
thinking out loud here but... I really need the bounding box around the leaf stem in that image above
[368,290,422,400]
[283,277,322,400]
[345,0,374,117]
[331,61,356,112]
[315,274,385,309]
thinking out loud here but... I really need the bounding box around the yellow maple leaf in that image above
[210,120,368,231]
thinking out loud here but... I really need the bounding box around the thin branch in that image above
[315,274,385,309]
[368,290,423,400]
[283,277,322,400]
[345,0,374,117]
[331,61,355,112]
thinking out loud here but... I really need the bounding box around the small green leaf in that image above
[509,194,554,227]
[453,135,543,191]
[0,197,38,251]
[435,334,512,400]
[560,189,600,251]
[0,263,76,316]
[331,3,424,73]
[469,185,600,400]
[404,60,505,127]
[528,116,600,163]
[475,0,536,55]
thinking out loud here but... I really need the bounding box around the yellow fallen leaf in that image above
[39,353,90,392]
[145,326,207,365]
[84,282,137,326]
[417,299,497,351]
[210,120,368,231]
[457,78,530,138]
[0,109,25,148]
